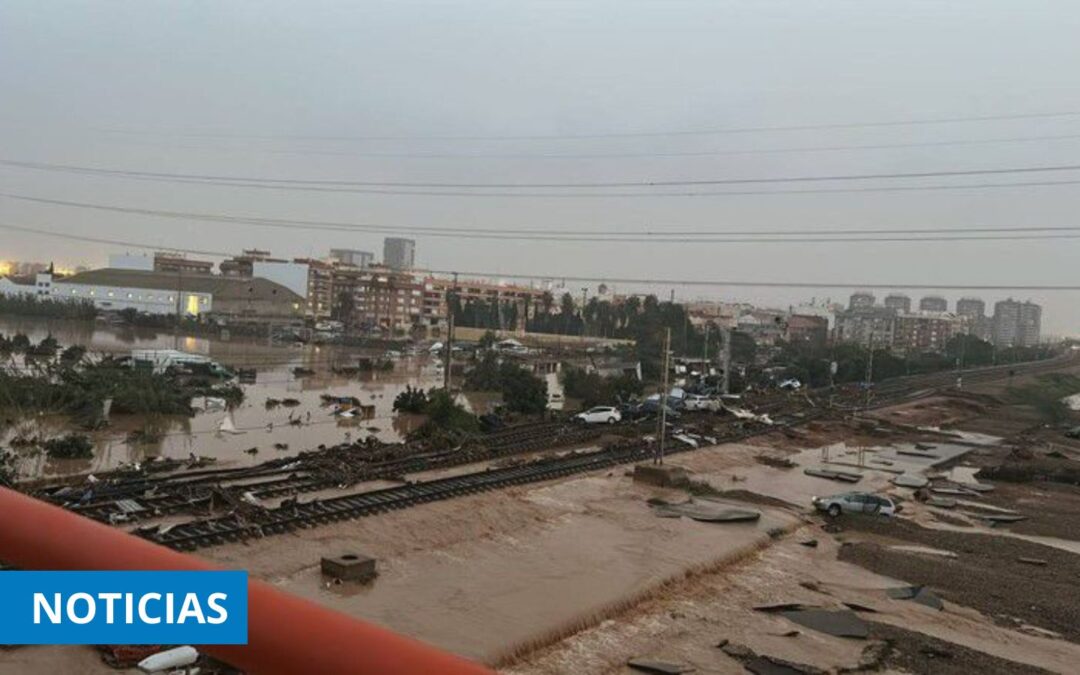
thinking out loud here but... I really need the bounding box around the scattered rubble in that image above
[778,609,869,639]
[803,468,862,483]
[627,658,694,674]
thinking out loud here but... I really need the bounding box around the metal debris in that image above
[754,602,812,613]
[897,448,940,459]
[114,499,146,514]
[804,468,862,483]
[745,656,826,675]
[627,659,694,674]
[978,513,1028,524]
[650,499,760,523]
[892,473,929,488]
[779,609,869,639]
[925,496,957,509]
[1017,557,1048,566]
[886,585,943,610]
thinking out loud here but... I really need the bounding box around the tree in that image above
[560,293,576,334]
[479,330,498,351]
[462,353,548,414]
[499,363,548,414]
[540,291,554,316]
[946,334,994,367]
[730,331,757,363]
[562,367,643,408]
[464,351,503,390]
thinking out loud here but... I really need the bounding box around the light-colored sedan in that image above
[812,492,899,518]
[682,394,716,412]
[574,406,621,425]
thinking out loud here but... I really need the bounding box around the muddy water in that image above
[277,476,797,662]
[0,317,562,478]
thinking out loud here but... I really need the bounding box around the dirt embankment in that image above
[833,515,1080,642]
[968,479,1080,541]
[865,621,1052,675]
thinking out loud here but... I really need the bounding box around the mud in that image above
[866,621,1051,675]
[970,480,1080,541]
[834,515,1080,642]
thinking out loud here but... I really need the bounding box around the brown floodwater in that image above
[0,317,563,478]
[274,475,798,663]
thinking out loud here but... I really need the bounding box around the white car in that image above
[779,378,802,390]
[574,406,621,425]
[682,394,715,412]
[812,492,899,518]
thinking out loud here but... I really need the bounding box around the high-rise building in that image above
[329,249,374,269]
[883,293,911,313]
[992,299,1042,347]
[848,291,875,310]
[834,307,896,348]
[919,295,948,312]
[892,312,959,354]
[956,297,990,340]
[383,238,416,271]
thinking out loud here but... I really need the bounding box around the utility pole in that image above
[864,330,875,412]
[703,323,710,368]
[721,326,732,395]
[581,287,588,336]
[443,273,458,391]
[173,264,183,350]
[655,327,671,465]
[956,332,966,389]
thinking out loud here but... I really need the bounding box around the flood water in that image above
[0,317,563,478]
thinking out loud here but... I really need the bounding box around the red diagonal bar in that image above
[0,487,494,675]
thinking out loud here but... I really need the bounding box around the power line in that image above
[6,193,1080,243]
[0,221,1074,292]
[52,175,1080,198]
[5,157,1080,189]
[105,131,1080,160]
[94,109,1080,142]
[424,269,1080,292]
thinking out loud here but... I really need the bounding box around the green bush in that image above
[43,434,94,459]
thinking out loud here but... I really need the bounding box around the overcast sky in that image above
[2,1,1079,334]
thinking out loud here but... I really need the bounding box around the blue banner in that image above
[0,571,248,644]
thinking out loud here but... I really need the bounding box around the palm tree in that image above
[560,293,576,335]
[540,291,554,316]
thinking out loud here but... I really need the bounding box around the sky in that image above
[1,0,1079,334]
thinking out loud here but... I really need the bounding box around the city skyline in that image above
[2,2,1080,335]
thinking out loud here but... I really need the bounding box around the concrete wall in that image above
[51,282,212,315]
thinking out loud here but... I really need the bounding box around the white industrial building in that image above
[1,268,303,319]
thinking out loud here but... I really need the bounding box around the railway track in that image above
[38,352,1080,548]
[49,420,610,523]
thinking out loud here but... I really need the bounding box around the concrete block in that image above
[633,464,689,488]
[321,553,377,582]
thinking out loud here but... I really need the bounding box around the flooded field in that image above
[0,317,563,478]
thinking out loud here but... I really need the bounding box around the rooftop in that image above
[58,269,303,302]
